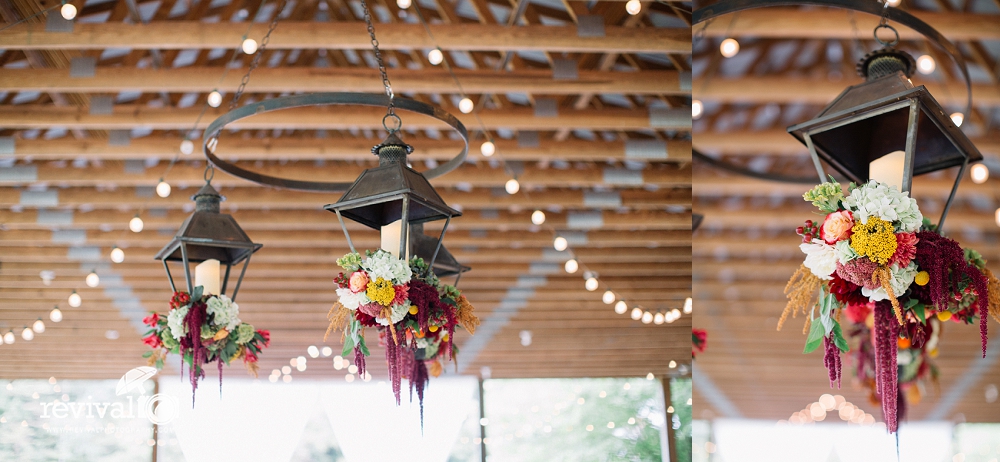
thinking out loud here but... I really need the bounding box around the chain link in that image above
[359,0,396,123]
[229,0,287,111]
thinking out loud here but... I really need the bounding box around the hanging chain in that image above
[229,0,287,111]
[359,0,399,131]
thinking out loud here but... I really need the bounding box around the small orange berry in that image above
[897,337,911,349]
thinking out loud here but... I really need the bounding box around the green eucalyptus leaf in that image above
[342,335,355,358]
[142,351,153,358]
[832,322,849,353]
[803,321,825,354]
[358,335,371,356]
[191,285,204,301]
[912,303,926,323]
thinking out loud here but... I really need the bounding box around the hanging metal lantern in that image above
[154,173,262,301]
[324,131,461,267]
[787,28,982,232]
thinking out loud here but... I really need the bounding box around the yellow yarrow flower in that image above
[850,217,897,265]
[366,277,396,306]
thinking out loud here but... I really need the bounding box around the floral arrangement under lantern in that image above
[780,178,1000,433]
[325,250,480,422]
[142,286,270,406]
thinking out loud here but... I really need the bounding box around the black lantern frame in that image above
[154,180,262,301]
[695,0,984,233]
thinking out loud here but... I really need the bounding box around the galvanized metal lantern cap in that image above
[154,182,263,265]
[324,132,461,229]
[787,68,982,187]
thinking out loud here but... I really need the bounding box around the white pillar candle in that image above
[195,259,221,296]
[869,150,907,192]
[380,220,409,259]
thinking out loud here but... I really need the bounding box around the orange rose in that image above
[821,210,853,244]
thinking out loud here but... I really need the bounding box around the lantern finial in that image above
[857,48,916,81]
[193,182,223,214]
[372,131,414,166]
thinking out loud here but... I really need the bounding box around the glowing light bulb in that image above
[60,3,77,20]
[564,259,578,273]
[21,327,33,341]
[480,141,495,157]
[180,139,194,155]
[156,180,171,198]
[129,215,144,233]
[428,49,443,65]
[505,178,520,194]
[397,0,411,8]
[68,291,81,308]
[971,163,988,184]
[671,308,681,318]
[307,345,319,358]
[531,210,546,225]
[50,307,63,323]
[85,270,100,288]
[630,308,642,320]
[653,313,665,324]
[995,207,1000,227]
[950,112,964,127]
[692,100,703,119]
[242,38,258,54]
[885,0,901,5]
[585,277,599,292]
[666,311,678,323]
[3,331,14,344]
[669,360,677,368]
[602,290,615,304]
[553,236,568,251]
[683,297,693,314]
[916,55,935,75]
[641,312,653,324]
[720,38,740,58]
[625,0,641,15]
[459,98,474,114]
[207,90,223,108]
[614,301,627,314]
[110,246,125,263]
[33,319,45,333]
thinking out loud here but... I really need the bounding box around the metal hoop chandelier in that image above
[201,93,469,192]
[693,0,973,118]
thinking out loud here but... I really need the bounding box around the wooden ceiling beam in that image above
[0,208,691,231]
[4,136,692,163]
[0,161,689,188]
[693,129,1000,157]
[697,8,1000,41]
[0,229,691,248]
[0,67,687,95]
[0,186,689,210]
[0,105,692,131]
[695,76,1000,107]
[1,21,691,54]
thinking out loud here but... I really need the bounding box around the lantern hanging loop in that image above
[872,23,899,47]
[204,163,215,183]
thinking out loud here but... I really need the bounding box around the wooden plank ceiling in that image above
[692,1,1000,423]
[0,0,692,382]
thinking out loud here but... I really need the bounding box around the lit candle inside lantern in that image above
[380,220,410,259]
[195,259,221,296]
[869,150,907,192]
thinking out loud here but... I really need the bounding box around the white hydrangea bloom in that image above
[167,305,189,341]
[835,239,860,265]
[375,301,410,326]
[336,287,370,310]
[800,239,838,280]
[842,181,922,233]
[363,250,412,284]
[206,294,241,331]
[863,261,918,301]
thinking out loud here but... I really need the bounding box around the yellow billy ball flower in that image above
[936,311,952,322]
[366,277,396,306]
[428,325,439,333]
[914,271,930,286]
[408,305,418,315]
[850,217,897,265]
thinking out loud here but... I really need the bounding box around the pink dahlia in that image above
[888,232,918,268]
[391,283,409,306]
